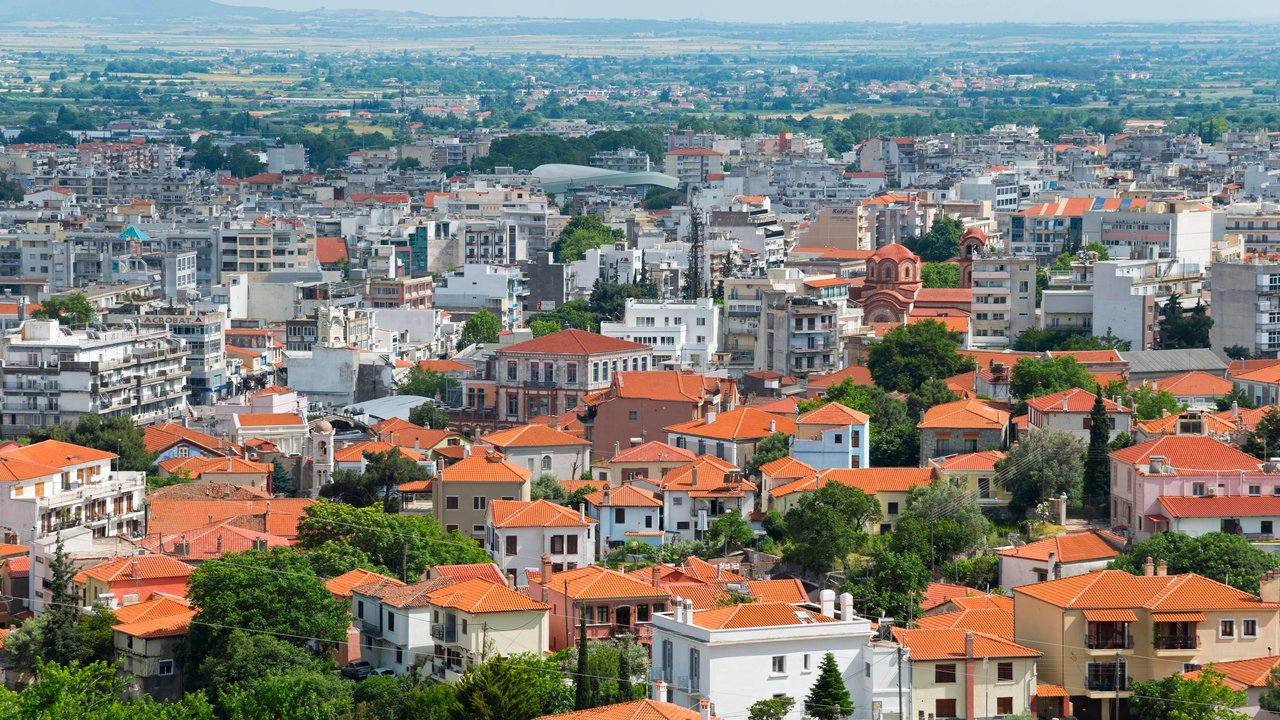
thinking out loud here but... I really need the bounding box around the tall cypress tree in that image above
[617,634,634,700]
[574,605,591,710]
[40,536,80,664]
[805,652,853,720]
[1082,387,1112,506]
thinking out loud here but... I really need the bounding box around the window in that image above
[935,699,957,718]
[357,601,364,619]
[1250,485,1262,496]
[1264,521,1275,535]
[661,640,673,682]
[879,523,892,535]
[505,535,517,556]
[644,515,653,528]
[834,433,843,444]
[996,697,1013,715]
[567,535,579,554]
[567,363,577,383]
[887,502,899,516]
[158,659,174,676]
[935,664,957,683]
[506,360,517,381]
[1220,619,1236,638]
[997,661,1013,682]
[473,496,487,511]
[864,661,870,677]
[1192,482,1206,497]
[541,455,552,471]
[628,410,638,420]
[395,648,403,665]
[673,497,683,506]
[689,648,701,692]
[551,535,565,554]
[462,619,469,634]
[615,508,626,523]
[803,654,811,671]
[1244,619,1258,638]
[387,612,395,632]
[596,606,609,624]
[445,496,459,510]
[771,655,786,674]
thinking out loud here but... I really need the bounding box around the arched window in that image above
[541,455,552,471]
[592,362,600,382]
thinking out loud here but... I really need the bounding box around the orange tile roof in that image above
[143,423,240,454]
[481,424,591,448]
[315,236,349,265]
[997,530,1125,563]
[500,329,648,356]
[678,556,746,584]
[583,484,662,508]
[432,563,507,585]
[1232,363,1280,385]
[664,407,796,441]
[759,456,816,479]
[894,628,1040,661]
[933,450,1005,472]
[1036,684,1069,698]
[1215,405,1279,432]
[1136,411,1238,437]
[770,467,932,498]
[689,602,835,630]
[921,582,989,611]
[1045,349,1124,364]
[1110,436,1262,475]
[947,594,1014,612]
[0,439,116,468]
[1014,570,1278,611]
[661,456,756,497]
[354,577,455,608]
[918,399,1010,430]
[1158,495,1280,518]
[611,371,712,402]
[112,604,196,639]
[0,454,61,482]
[537,565,669,601]
[807,365,874,389]
[133,519,291,561]
[796,402,870,426]
[146,497,314,539]
[439,453,532,483]
[750,396,800,414]
[1181,655,1280,688]
[1026,388,1128,414]
[73,555,193,584]
[427,577,549,614]
[112,596,192,624]
[233,413,304,428]
[324,569,404,598]
[156,455,271,479]
[418,358,471,373]
[490,499,595,528]
[534,699,715,720]
[334,441,423,464]
[1153,371,1233,397]
[915,608,1014,640]
[609,441,695,464]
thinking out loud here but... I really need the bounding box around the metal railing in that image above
[431,625,458,643]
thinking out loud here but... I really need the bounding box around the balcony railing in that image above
[431,625,458,643]
[522,379,558,389]
[1085,636,1133,650]
[1155,636,1200,651]
[1086,674,1132,692]
[360,620,382,638]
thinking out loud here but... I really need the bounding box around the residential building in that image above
[895,628,1041,720]
[966,253,1036,350]
[434,264,528,331]
[0,318,189,437]
[790,402,871,470]
[527,560,671,652]
[663,149,725,185]
[582,484,664,554]
[230,413,308,455]
[132,307,228,405]
[593,441,695,486]
[650,592,899,720]
[1082,204,1215,267]
[142,423,240,464]
[757,275,863,376]
[424,577,550,682]
[73,554,194,607]
[664,407,797,468]
[112,597,196,701]
[1225,210,1280,254]
[917,399,1012,465]
[479,424,592,480]
[285,305,375,352]
[434,451,533,541]
[534,699,720,720]
[657,456,756,543]
[996,530,1126,588]
[1209,259,1280,359]
[767,468,933,534]
[486,499,596,585]
[351,576,453,676]
[1180,654,1280,720]
[1232,363,1280,407]
[928,450,1011,509]
[1009,198,1150,259]
[1014,569,1280,720]
[1151,371,1234,410]
[581,371,736,460]
[600,297,722,372]
[1025,388,1133,443]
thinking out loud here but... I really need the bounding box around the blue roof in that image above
[118,226,150,242]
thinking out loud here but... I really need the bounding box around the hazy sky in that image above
[219,0,1280,23]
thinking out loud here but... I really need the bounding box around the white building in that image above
[996,529,1125,588]
[0,318,189,438]
[650,591,903,720]
[601,297,722,372]
[478,424,593,480]
[791,402,871,470]
[433,264,528,331]
[969,255,1037,350]
[1082,206,1215,267]
[486,499,596,585]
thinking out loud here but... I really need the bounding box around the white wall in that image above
[999,555,1114,589]
[489,524,594,585]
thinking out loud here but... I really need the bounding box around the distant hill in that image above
[0,0,281,20]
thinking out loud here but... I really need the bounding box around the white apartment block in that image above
[1083,207,1215,267]
[1211,259,1280,358]
[0,319,189,438]
[601,297,722,372]
[969,256,1037,350]
[1226,210,1280,255]
[434,264,529,331]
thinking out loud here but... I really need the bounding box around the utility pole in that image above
[896,644,904,720]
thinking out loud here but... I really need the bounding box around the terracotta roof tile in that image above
[334,441,424,463]
[796,403,870,426]
[534,699,715,720]
[609,441,694,464]
[537,565,669,601]
[1181,655,1280,688]
[440,453,532,483]
[933,450,1005,472]
[610,371,712,402]
[770,467,932,498]
[489,499,595,528]
[996,530,1125,563]
[678,556,746,584]
[661,456,756,497]
[894,628,1039,661]
[689,602,835,629]
[759,456,816,479]
[1154,371,1233,397]
[921,582,989,611]
[427,577,549,613]
[73,555,193,584]
[1026,388,1128,414]
[918,399,1010,430]
[325,569,404,598]
[500,329,648,356]
[583,485,662,508]
[354,577,455,608]
[146,498,314,538]
[664,407,796,441]
[133,520,290,561]
[143,423,240,455]
[0,439,116,468]
[1158,495,1280,518]
[432,563,507,585]
[1013,570,1277,611]
[1110,436,1262,475]
[915,608,1014,640]
[481,424,591,448]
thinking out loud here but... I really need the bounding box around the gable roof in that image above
[770,467,933,498]
[535,565,668,600]
[914,607,1014,640]
[997,530,1125,563]
[535,699,716,720]
[611,371,711,402]
[333,441,423,464]
[1158,495,1280,518]
[156,455,271,479]
[73,555,193,585]
[112,601,196,639]
[664,407,796,441]
[583,484,662,508]
[325,569,404,598]
[500,329,648,356]
[918,399,1009,430]
[609,441,694,465]
[894,628,1040,661]
[806,365,874,390]
[796,402,870,427]
[431,563,507,585]
[933,450,1005,472]
[440,453,533,483]
[426,577,549,614]
[1153,371,1233,397]
[759,456,816,479]
[1109,436,1263,475]
[688,602,835,630]
[146,497,314,539]
[481,424,591,448]
[1181,655,1280,689]
[489,499,595,528]
[0,439,116,469]
[143,423,240,455]
[1026,387,1128,414]
[353,576,455,608]
[921,582,989,611]
[1014,570,1277,611]
[133,519,291,561]
[661,456,755,497]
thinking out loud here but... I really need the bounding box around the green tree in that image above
[74,606,118,665]
[183,548,349,686]
[1110,532,1280,593]
[221,671,353,720]
[0,172,24,203]
[708,509,754,552]
[319,469,380,508]
[1241,407,1280,460]
[295,502,489,579]
[749,695,796,720]
[502,654,574,716]
[1130,667,1247,720]
[1122,384,1185,421]
[745,432,790,477]
[889,480,990,565]
[450,656,544,720]
[29,414,157,472]
[553,215,625,263]
[804,652,855,720]
[1082,388,1112,505]
[29,292,95,326]
[530,319,561,337]
[391,157,422,171]
[804,379,920,466]
[845,549,930,622]
[904,216,964,262]
[363,449,428,513]
[589,280,658,323]
[1157,294,1213,350]
[40,538,80,665]
[1085,241,1110,260]
[397,366,447,399]
[783,482,881,574]
[271,458,295,497]
[527,299,600,333]
[0,660,215,720]
[189,136,225,171]
[199,630,326,701]
[867,320,969,393]
[1223,345,1254,361]
[457,309,501,350]
[409,402,451,430]
[1215,387,1255,412]
[529,474,565,503]
[919,262,960,288]
[0,614,47,677]
[224,145,266,178]
[1009,356,1093,401]
[996,428,1086,514]
[564,484,599,510]
[906,378,959,419]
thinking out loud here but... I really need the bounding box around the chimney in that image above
[1061,393,1068,412]
[699,699,712,720]
[673,596,684,623]
[684,598,693,621]
[652,565,662,589]
[578,504,586,523]
[1143,556,1155,577]
[464,445,472,458]
[652,679,667,702]
[1232,401,1241,420]
[820,588,836,618]
[769,419,776,433]
[705,409,717,425]
[1156,559,1167,576]
[839,591,854,621]
[603,485,612,505]
[964,632,976,720]
[540,553,552,581]
[1261,569,1280,604]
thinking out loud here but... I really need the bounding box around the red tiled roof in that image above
[689,602,834,629]
[481,424,590,448]
[996,530,1125,563]
[418,358,471,373]
[0,439,116,469]
[534,699,716,720]
[611,371,714,402]
[609,441,695,464]
[664,407,796,441]
[325,569,404,598]
[934,450,1005,472]
[134,519,291,561]
[894,628,1039,661]
[147,498,314,539]
[536,565,669,601]
[583,484,662,508]
[918,399,1009,430]
[1181,655,1280,688]
[73,555,193,584]
[807,365,874,389]
[661,456,755,497]
[797,402,869,426]
[770,467,932,498]
[439,453,532,483]
[915,607,1014,640]
[1014,570,1277,611]
[143,423,240,455]
[1110,436,1262,475]
[1026,388,1127,414]
[427,577,549,613]
[1153,371,1233,397]
[489,499,594,528]
[500,329,648,356]
[432,563,507,585]
[233,413,304,428]
[759,456,816,479]
[315,236,349,265]
[1158,495,1280,518]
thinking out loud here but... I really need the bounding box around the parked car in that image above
[370,667,395,677]
[340,661,373,679]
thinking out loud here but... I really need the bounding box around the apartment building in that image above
[364,276,433,310]
[600,297,722,372]
[1082,204,1215,267]
[434,264,528,331]
[895,628,1041,720]
[757,276,862,376]
[434,451,533,541]
[478,423,592,480]
[1014,569,1280,720]
[1210,259,1280,359]
[0,318,189,437]
[663,148,724,186]
[214,218,312,281]
[285,306,374,352]
[1225,211,1280,254]
[1041,259,1200,351]
[123,307,227,406]
[967,254,1036,350]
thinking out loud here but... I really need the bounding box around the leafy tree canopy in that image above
[920,262,960,288]
[457,309,501,350]
[904,216,964,263]
[553,215,624,263]
[1130,667,1247,720]
[29,292,95,326]
[1009,355,1093,401]
[296,502,489,579]
[804,652,855,720]
[867,320,969,393]
[1111,532,1280,593]
[1157,294,1212,350]
[843,549,930,624]
[782,482,881,574]
[745,432,790,477]
[29,414,157,473]
[0,660,215,720]
[802,379,920,467]
[995,428,1086,514]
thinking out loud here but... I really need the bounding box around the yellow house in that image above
[767,467,933,534]
[928,450,1013,509]
[434,451,532,541]
[1013,566,1280,720]
[425,577,550,683]
[895,628,1041,720]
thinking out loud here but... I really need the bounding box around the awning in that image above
[1145,514,1170,525]
[1082,609,1137,622]
[1151,612,1205,622]
[1035,683,1069,698]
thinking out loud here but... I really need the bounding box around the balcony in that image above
[360,620,382,638]
[1084,635,1133,651]
[1085,672,1131,694]
[431,625,458,644]
[522,379,558,389]
[1154,636,1200,655]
